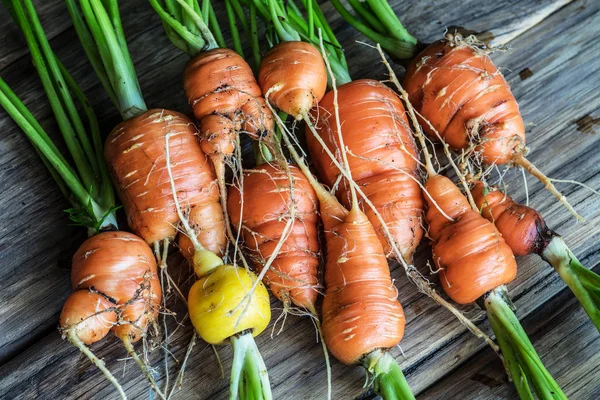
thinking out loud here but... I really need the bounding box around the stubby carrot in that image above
[472,181,600,332]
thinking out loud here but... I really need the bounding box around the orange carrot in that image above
[228,163,320,311]
[306,79,423,260]
[259,41,327,119]
[425,174,517,304]
[472,181,600,332]
[273,51,413,397]
[105,109,226,258]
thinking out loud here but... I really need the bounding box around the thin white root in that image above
[513,153,583,221]
[122,338,166,400]
[67,330,127,400]
[168,332,198,399]
[314,315,332,400]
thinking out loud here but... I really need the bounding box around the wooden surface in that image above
[0,0,599,399]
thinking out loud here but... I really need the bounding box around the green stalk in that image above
[206,0,226,48]
[347,0,384,32]
[149,0,219,56]
[229,333,272,400]
[366,0,416,44]
[328,0,417,60]
[542,236,600,333]
[0,78,117,232]
[364,350,415,400]
[225,0,244,56]
[248,2,261,71]
[80,0,147,120]
[485,286,566,400]
[10,0,97,191]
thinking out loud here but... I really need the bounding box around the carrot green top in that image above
[330,0,417,60]
[66,0,147,120]
[1,0,117,234]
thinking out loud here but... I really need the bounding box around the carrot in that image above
[228,163,320,312]
[105,109,226,259]
[306,79,424,260]
[1,2,166,397]
[471,181,600,332]
[381,58,566,399]
[271,36,414,399]
[330,0,583,221]
[150,0,279,267]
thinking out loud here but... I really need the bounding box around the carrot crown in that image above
[1,0,117,234]
[66,0,147,120]
[149,0,223,56]
[248,0,352,85]
[329,0,418,60]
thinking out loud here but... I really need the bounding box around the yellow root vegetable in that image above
[188,256,272,399]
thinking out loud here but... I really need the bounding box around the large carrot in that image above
[381,59,566,399]
[277,51,414,400]
[471,181,600,332]
[306,79,423,261]
[1,1,164,398]
[330,0,583,221]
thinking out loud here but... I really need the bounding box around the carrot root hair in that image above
[513,154,584,221]
[65,329,127,400]
[121,337,166,400]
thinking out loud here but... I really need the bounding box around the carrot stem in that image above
[365,350,415,400]
[485,286,566,400]
[229,333,272,400]
[328,0,416,60]
[225,0,244,57]
[542,236,600,333]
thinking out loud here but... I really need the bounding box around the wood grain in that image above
[0,0,599,399]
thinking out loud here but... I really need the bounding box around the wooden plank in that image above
[0,0,599,399]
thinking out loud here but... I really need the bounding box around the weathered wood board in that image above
[1,0,599,399]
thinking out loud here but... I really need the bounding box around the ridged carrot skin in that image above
[404,38,525,165]
[258,41,327,118]
[471,181,551,256]
[306,79,424,260]
[60,231,161,343]
[104,109,226,257]
[320,200,405,365]
[425,175,517,304]
[228,163,320,310]
[184,48,274,155]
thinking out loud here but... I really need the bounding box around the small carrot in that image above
[330,0,583,221]
[382,59,566,399]
[471,181,600,332]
